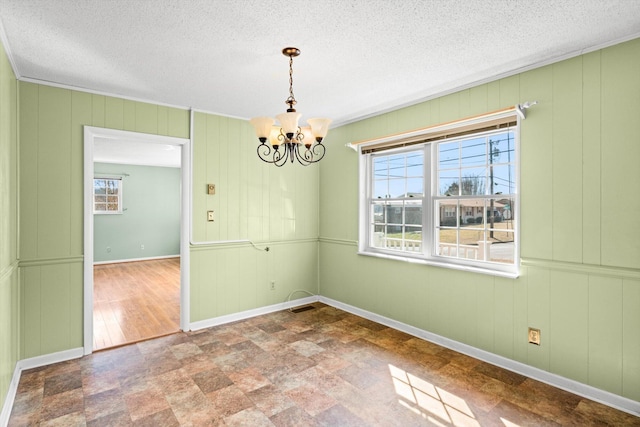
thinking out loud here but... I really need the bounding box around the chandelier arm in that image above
[274,144,290,167]
[257,142,286,166]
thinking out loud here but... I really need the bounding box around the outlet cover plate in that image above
[528,327,541,345]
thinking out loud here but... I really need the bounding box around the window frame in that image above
[93,176,123,215]
[357,112,520,278]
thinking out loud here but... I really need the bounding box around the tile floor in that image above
[8,303,640,426]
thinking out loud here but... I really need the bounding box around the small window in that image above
[93,177,122,214]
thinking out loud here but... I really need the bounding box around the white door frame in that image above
[83,126,191,355]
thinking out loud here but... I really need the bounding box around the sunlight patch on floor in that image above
[389,364,486,427]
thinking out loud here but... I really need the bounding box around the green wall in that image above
[93,163,180,263]
[319,39,640,402]
[189,112,319,322]
[0,39,19,415]
[18,82,189,358]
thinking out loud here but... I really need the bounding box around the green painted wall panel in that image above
[498,75,520,107]
[475,276,495,352]
[135,102,158,134]
[190,241,317,322]
[551,57,583,263]
[19,83,39,260]
[71,91,92,256]
[105,97,124,130]
[123,99,136,131]
[21,267,41,358]
[622,279,640,401]
[549,271,588,383]
[519,66,553,260]
[581,51,602,265]
[493,277,514,359]
[0,37,19,412]
[91,94,105,127]
[600,41,640,268]
[588,275,623,394]
[37,86,72,258]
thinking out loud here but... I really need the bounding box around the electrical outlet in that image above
[207,210,214,222]
[270,280,275,290]
[140,244,144,250]
[106,246,111,253]
[528,327,541,345]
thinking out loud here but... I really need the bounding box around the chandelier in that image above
[250,47,332,166]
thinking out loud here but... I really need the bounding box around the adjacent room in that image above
[92,138,182,350]
[0,1,639,426]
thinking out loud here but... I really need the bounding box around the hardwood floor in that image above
[10,302,639,426]
[93,258,180,351]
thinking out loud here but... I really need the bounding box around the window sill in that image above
[357,249,520,279]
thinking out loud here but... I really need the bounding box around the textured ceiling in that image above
[1,0,639,127]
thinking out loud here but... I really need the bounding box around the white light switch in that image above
[207,210,214,222]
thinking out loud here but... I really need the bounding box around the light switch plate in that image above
[207,184,216,195]
[207,210,214,221]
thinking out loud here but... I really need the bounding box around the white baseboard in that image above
[0,364,21,427]
[189,295,319,331]
[17,347,84,371]
[1,347,84,427]
[319,296,640,417]
[93,254,180,265]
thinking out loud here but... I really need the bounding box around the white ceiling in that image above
[1,0,640,130]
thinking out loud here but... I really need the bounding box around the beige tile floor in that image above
[8,303,640,426]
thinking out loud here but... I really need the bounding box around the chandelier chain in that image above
[287,54,296,108]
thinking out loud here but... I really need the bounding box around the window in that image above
[359,113,519,276]
[93,177,122,214]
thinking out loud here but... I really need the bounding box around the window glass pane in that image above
[436,200,458,227]
[461,137,486,167]
[439,142,458,169]
[404,226,422,252]
[436,228,457,256]
[373,179,388,199]
[94,203,106,211]
[488,131,515,164]
[388,179,405,198]
[374,157,388,178]
[460,167,487,195]
[106,180,119,194]
[406,177,423,197]
[372,203,386,224]
[439,173,459,196]
[94,180,106,194]
[95,195,106,203]
[488,231,515,264]
[388,155,405,179]
[386,202,403,225]
[501,197,515,221]
[107,195,118,203]
[405,201,422,225]
[406,152,423,177]
[460,199,485,226]
[372,224,386,249]
[490,164,515,194]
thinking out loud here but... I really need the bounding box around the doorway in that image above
[83,127,191,355]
